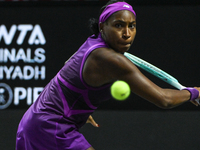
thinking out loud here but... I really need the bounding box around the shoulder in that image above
[90,47,125,64]
[90,47,134,73]
[83,47,137,86]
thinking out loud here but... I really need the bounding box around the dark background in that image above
[0,1,200,149]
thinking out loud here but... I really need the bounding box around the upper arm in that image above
[83,48,164,103]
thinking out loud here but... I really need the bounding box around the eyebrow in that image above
[113,20,136,24]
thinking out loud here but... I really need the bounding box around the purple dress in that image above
[16,34,112,150]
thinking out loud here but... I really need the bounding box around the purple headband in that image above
[99,2,136,23]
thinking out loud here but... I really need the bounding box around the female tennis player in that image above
[16,0,200,150]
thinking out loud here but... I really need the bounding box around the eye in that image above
[115,23,122,28]
[129,24,136,29]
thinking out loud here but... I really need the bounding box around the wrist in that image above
[182,87,199,101]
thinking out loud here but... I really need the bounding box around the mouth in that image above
[120,42,131,47]
[115,42,132,52]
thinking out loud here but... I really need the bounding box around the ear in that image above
[99,22,104,32]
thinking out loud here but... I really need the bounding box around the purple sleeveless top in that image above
[16,34,112,150]
[53,33,112,126]
[30,34,111,128]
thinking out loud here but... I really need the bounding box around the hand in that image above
[86,115,99,127]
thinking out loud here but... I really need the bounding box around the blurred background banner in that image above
[1,1,200,150]
[0,1,200,111]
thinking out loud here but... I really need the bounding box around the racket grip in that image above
[195,99,200,104]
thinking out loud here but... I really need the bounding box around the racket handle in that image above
[195,99,200,104]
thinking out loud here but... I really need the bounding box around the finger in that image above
[190,100,199,106]
[86,115,93,123]
[88,116,99,127]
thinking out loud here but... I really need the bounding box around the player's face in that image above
[100,10,136,53]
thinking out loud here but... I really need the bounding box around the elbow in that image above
[158,100,174,109]
[156,95,175,109]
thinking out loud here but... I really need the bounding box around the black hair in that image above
[88,0,125,38]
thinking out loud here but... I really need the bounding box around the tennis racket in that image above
[124,52,200,104]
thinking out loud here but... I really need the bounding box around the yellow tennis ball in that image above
[111,80,131,101]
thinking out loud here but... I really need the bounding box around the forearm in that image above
[134,86,191,109]
[159,88,191,108]
[125,71,193,109]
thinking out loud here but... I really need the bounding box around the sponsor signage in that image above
[0,24,46,109]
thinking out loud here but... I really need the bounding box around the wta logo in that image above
[0,24,46,45]
[0,83,13,109]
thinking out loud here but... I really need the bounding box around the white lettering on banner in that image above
[0,65,46,80]
[0,24,46,45]
[17,25,33,45]
[0,48,3,61]
[0,24,47,109]
[0,25,16,45]
[0,48,46,63]
[34,48,46,63]
[34,66,46,80]
[14,87,43,105]
[0,66,13,79]
[28,25,46,45]
[0,83,13,109]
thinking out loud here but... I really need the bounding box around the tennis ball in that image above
[111,80,131,101]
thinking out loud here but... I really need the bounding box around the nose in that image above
[122,27,131,39]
